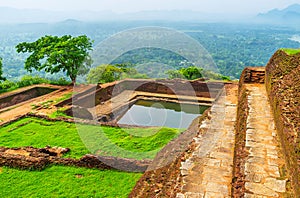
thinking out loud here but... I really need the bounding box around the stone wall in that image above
[232,72,249,197]
[240,67,265,84]
[265,50,300,195]
[72,79,224,108]
[0,86,57,110]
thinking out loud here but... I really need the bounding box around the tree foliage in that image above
[167,66,230,81]
[167,66,203,80]
[16,35,93,84]
[0,57,5,81]
[180,66,203,80]
[87,64,148,84]
[87,65,123,84]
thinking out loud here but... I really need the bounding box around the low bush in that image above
[0,75,71,94]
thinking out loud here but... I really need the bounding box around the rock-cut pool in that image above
[117,100,208,129]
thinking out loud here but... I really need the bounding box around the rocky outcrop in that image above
[0,146,152,172]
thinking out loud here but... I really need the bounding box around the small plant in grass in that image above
[31,104,39,110]
[31,100,54,110]
[40,100,53,109]
[49,107,72,119]
[55,92,73,103]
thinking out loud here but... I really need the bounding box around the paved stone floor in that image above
[176,83,288,197]
[177,84,238,198]
[243,84,287,197]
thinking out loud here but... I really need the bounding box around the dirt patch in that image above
[5,149,30,157]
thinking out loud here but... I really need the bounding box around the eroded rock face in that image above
[0,146,152,172]
[0,147,53,170]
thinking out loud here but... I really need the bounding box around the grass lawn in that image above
[0,117,183,197]
[0,166,141,197]
[0,117,183,159]
[281,48,300,55]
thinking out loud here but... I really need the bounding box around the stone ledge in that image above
[0,146,151,172]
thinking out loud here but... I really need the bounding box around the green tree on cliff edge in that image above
[16,35,93,85]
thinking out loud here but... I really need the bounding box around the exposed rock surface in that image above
[0,146,151,172]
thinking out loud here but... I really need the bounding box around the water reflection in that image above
[117,100,208,128]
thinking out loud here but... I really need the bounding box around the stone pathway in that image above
[244,84,287,197]
[177,84,238,198]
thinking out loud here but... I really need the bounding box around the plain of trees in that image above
[0,33,230,92]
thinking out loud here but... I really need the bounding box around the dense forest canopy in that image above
[1,21,300,80]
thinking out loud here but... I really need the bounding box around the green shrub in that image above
[17,75,49,88]
[0,75,72,94]
[0,80,16,90]
[50,77,70,85]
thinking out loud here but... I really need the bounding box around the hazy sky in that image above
[0,0,299,14]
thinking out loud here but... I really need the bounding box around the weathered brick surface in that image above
[232,75,249,197]
[71,79,223,109]
[265,50,300,195]
[240,67,265,84]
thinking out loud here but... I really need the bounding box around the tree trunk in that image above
[70,76,76,86]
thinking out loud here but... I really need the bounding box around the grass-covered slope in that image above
[0,166,141,197]
[281,48,300,55]
[0,117,183,197]
[0,117,182,159]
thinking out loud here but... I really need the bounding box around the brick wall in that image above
[265,50,300,195]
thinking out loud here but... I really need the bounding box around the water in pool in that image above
[117,100,208,128]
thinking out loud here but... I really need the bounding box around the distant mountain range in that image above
[1,4,300,24]
[0,7,117,23]
[256,4,300,25]
[0,6,248,24]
